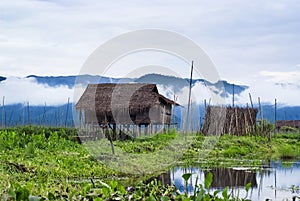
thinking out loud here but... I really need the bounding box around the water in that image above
[165,161,300,201]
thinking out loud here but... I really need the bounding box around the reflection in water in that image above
[161,161,300,201]
[206,168,257,188]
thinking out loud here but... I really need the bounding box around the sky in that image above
[0,0,300,105]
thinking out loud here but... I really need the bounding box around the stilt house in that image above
[75,83,178,135]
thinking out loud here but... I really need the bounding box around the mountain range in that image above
[22,74,248,97]
[0,73,299,127]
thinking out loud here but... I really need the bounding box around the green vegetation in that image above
[0,126,300,200]
[183,133,300,165]
[0,127,114,200]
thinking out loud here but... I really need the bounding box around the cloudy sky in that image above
[0,0,300,105]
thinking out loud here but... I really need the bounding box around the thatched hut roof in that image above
[75,83,178,113]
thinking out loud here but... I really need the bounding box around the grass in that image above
[0,127,115,199]
[0,126,300,200]
[83,130,196,175]
[183,133,300,164]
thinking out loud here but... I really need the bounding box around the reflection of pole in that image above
[186,61,194,133]
[258,169,264,199]
[275,168,277,199]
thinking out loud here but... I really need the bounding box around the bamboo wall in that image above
[202,106,258,136]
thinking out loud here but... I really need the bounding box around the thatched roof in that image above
[75,83,177,113]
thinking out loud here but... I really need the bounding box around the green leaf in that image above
[245,182,251,192]
[213,189,221,197]
[222,186,229,200]
[7,187,16,199]
[182,173,192,182]
[204,172,213,189]
[48,192,56,200]
[148,195,157,201]
[160,196,170,201]
[110,180,118,190]
[195,188,205,201]
[118,185,126,195]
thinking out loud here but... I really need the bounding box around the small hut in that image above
[75,83,178,139]
[202,106,258,136]
[275,120,300,131]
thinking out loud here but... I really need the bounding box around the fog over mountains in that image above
[0,73,299,127]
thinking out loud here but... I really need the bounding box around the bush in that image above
[280,126,299,133]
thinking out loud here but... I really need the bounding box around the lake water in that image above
[162,161,300,201]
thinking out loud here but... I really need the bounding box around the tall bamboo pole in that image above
[249,93,253,109]
[274,98,277,134]
[65,97,70,127]
[172,92,177,127]
[27,101,30,125]
[258,97,263,135]
[199,104,202,133]
[2,96,5,128]
[22,103,25,126]
[186,61,194,133]
[43,102,47,126]
[232,84,235,107]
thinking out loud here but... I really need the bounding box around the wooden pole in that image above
[162,105,165,133]
[190,99,193,133]
[258,97,263,135]
[79,110,82,129]
[186,61,194,133]
[232,84,235,107]
[43,102,47,126]
[27,101,30,125]
[65,97,70,127]
[199,104,202,133]
[172,92,177,126]
[249,93,257,134]
[274,98,277,134]
[249,93,253,108]
[2,96,5,128]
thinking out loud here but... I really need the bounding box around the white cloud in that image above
[0,0,299,79]
[0,77,74,105]
[259,70,300,83]
[0,0,300,105]
[157,81,225,107]
[232,71,300,106]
